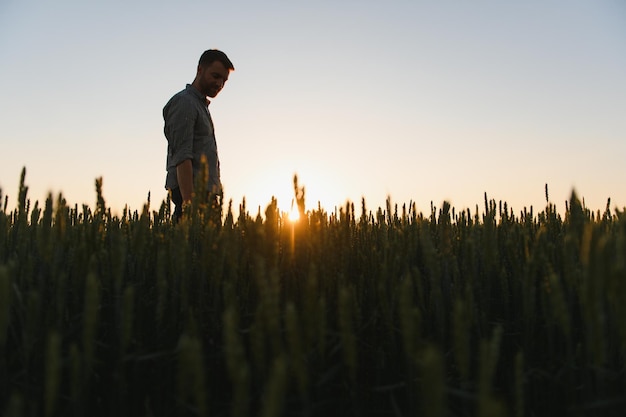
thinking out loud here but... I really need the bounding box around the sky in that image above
[1,0,625,218]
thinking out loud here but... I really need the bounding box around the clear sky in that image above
[1,0,625,217]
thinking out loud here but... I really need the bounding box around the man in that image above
[163,49,235,221]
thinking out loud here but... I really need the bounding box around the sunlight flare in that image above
[288,198,300,222]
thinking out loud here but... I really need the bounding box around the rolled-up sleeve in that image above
[164,95,196,168]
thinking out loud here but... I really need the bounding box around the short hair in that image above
[198,49,235,71]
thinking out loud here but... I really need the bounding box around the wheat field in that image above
[1,169,625,417]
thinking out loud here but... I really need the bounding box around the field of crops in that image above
[1,169,625,417]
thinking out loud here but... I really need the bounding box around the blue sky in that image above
[1,0,625,217]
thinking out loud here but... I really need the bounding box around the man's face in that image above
[197,61,230,98]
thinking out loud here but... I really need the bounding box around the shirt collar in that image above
[185,84,210,106]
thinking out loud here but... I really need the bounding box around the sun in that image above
[229,167,345,220]
[288,198,300,222]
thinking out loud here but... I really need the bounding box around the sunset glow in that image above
[288,199,300,222]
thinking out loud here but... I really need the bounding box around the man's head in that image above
[193,49,235,98]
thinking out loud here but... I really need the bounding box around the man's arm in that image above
[164,94,196,202]
[176,159,194,203]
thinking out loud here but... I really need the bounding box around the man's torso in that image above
[163,84,221,193]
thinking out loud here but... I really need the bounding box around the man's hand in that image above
[176,159,194,203]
